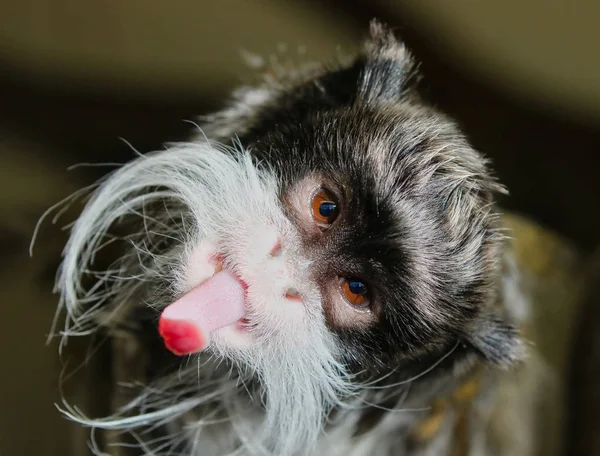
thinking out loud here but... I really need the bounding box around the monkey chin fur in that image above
[53,142,357,456]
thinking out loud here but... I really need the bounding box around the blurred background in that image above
[0,1,598,455]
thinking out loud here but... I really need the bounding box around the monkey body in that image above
[53,22,553,456]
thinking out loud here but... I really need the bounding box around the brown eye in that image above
[340,279,370,307]
[311,189,339,226]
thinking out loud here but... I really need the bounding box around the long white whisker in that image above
[359,341,459,391]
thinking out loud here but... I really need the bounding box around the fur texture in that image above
[47,21,533,456]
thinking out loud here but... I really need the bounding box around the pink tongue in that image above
[158,270,246,356]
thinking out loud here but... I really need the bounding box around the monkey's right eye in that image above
[311,189,339,227]
[340,278,370,308]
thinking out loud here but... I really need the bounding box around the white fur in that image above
[54,140,357,455]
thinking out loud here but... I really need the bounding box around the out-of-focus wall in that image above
[2,0,599,122]
[399,0,600,123]
[0,0,356,98]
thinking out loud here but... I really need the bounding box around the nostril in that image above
[285,287,302,301]
[269,238,282,257]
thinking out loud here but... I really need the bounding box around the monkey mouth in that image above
[158,258,250,356]
[237,317,251,330]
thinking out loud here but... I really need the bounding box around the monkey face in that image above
[197,97,511,375]
[114,101,508,380]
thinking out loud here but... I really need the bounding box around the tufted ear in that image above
[466,313,527,367]
[355,20,420,104]
[364,20,413,66]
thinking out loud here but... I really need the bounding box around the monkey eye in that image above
[340,278,370,308]
[311,188,339,227]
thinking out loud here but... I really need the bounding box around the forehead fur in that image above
[198,21,419,144]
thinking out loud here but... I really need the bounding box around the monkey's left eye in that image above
[311,188,339,227]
